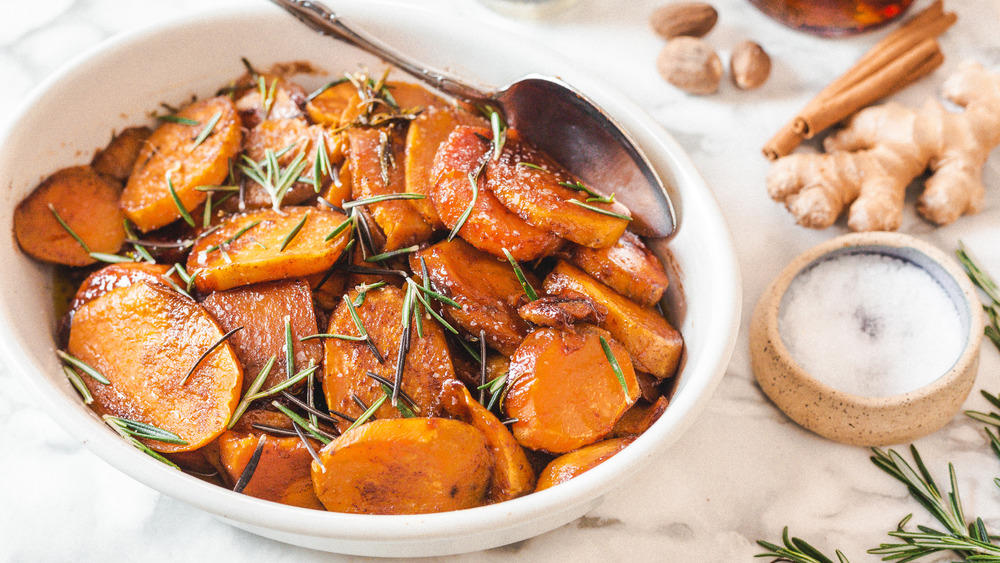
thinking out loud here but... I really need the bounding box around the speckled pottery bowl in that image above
[0,1,740,557]
[750,232,983,446]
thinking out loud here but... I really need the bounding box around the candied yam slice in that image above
[486,129,631,249]
[412,239,533,356]
[505,325,639,454]
[321,285,458,432]
[431,126,563,261]
[311,417,492,514]
[535,437,635,492]
[188,206,351,292]
[346,126,434,251]
[444,380,536,502]
[14,165,126,266]
[217,430,324,510]
[201,278,322,393]
[242,118,341,209]
[405,105,487,228]
[516,293,607,330]
[566,230,670,307]
[543,260,683,379]
[121,96,242,232]
[67,281,243,452]
[91,126,152,182]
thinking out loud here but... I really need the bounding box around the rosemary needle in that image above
[279,211,309,251]
[56,350,109,385]
[180,326,243,385]
[232,434,267,493]
[503,248,538,301]
[599,336,630,400]
[166,171,196,227]
[190,110,222,150]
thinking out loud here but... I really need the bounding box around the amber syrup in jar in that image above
[748,0,914,37]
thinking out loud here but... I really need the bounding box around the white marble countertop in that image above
[2,0,999,561]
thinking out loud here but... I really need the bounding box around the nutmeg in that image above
[650,2,719,40]
[730,40,771,90]
[657,36,723,95]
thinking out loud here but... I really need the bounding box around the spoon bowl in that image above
[270,0,677,238]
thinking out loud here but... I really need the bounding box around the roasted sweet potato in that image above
[543,260,683,379]
[565,230,670,307]
[346,126,434,251]
[234,73,306,128]
[14,165,126,266]
[91,126,152,182]
[505,325,639,453]
[412,239,534,356]
[305,80,357,127]
[444,380,535,502]
[121,96,242,232]
[217,430,324,510]
[535,437,635,492]
[188,206,351,292]
[242,118,341,209]
[487,129,630,249]
[612,395,669,438]
[405,105,487,228]
[311,417,492,514]
[67,281,243,452]
[431,126,563,261]
[321,285,458,432]
[516,293,607,330]
[201,278,322,392]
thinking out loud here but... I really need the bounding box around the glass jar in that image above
[748,0,914,37]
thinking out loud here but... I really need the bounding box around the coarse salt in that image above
[778,252,964,398]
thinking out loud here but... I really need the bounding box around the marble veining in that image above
[1,0,998,561]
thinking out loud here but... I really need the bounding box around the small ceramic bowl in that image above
[0,1,740,557]
[750,232,984,446]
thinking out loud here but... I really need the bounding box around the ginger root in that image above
[767,61,1000,231]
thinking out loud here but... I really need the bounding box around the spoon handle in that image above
[270,0,492,105]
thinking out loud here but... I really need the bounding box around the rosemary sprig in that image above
[157,114,199,125]
[103,415,187,445]
[502,248,538,301]
[342,293,385,363]
[272,401,333,445]
[62,365,94,404]
[599,336,630,400]
[103,416,179,469]
[311,133,333,193]
[258,75,277,120]
[325,214,355,242]
[239,148,308,212]
[232,434,267,493]
[341,193,425,210]
[352,281,386,307]
[408,278,461,309]
[364,245,418,264]
[56,350,109,385]
[180,327,242,385]
[166,171,196,227]
[283,316,295,381]
[190,110,222,150]
[756,527,849,563]
[956,243,1000,352]
[279,211,309,252]
[568,199,631,221]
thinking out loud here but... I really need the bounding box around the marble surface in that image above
[1,0,999,561]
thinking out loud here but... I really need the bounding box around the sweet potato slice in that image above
[405,105,487,228]
[444,380,536,502]
[505,325,639,453]
[188,206,351,292]
[565,230,670,307]
[543,260,683,379]
[431,126,564,261]
[91,126,152,182]
[201,278,322,393]
[535,437,635,492]
[311,417,492,514]
[305,80,356,127]
[67,281,243,452]
[412,239,533,356]
[14,165,126,266]
[486,129,631,249]
[346,126,434,251]
[121,96,242,232]
[516,293,606,330]
[242,118,341,209]
[217,430,324,510]
[321,285,458,432]
[612,395,669,438]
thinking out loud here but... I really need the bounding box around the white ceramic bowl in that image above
[0,1,740,557]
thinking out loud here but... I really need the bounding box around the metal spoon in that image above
[270,0,677,238]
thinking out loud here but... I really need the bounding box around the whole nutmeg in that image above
[730,40,772,90]
[657,36,723,95]
[650,2,718,40]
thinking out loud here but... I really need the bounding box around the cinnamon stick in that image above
[761,1,956,160]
